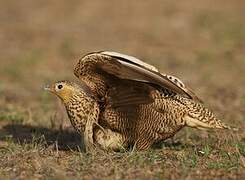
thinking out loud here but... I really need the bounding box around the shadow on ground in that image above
[0,123,191,152]
[0,123,85,151]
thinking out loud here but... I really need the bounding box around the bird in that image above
[44,80,124,151]
[45,51,233,151]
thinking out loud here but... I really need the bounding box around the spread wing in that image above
[74,51,201,101]
[74,51,201,102]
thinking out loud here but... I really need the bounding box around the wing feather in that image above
[74,51,201,102]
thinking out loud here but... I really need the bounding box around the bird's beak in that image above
[44,84,53,92]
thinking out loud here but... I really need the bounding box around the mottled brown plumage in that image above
[45,51,233,151]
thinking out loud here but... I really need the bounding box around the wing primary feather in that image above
[100,52,201,101]
[115,59,194,99]
[101,51,159,72]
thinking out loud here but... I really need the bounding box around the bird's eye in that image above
[57,84,63,89]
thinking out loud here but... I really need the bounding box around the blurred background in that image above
[0,0,244,128]
[0,0,244,178]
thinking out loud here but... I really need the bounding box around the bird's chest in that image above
[66,104,90,133]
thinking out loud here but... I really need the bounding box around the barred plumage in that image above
[45,51,233,151]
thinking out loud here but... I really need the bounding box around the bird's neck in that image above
[58,91,75,104]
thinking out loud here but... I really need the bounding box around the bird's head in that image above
[44,81,88,104]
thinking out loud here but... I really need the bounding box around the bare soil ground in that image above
[0,0,244,179]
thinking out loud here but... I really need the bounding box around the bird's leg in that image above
[84,120,95,152]
[83,103,100,153]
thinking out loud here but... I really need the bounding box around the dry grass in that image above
[0,0,244,179]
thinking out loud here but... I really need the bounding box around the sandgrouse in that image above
[45,51,233,151]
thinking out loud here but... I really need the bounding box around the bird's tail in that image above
[180,97,238,131]
[184,115,238,131]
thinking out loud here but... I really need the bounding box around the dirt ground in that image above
[0,0,244,179]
